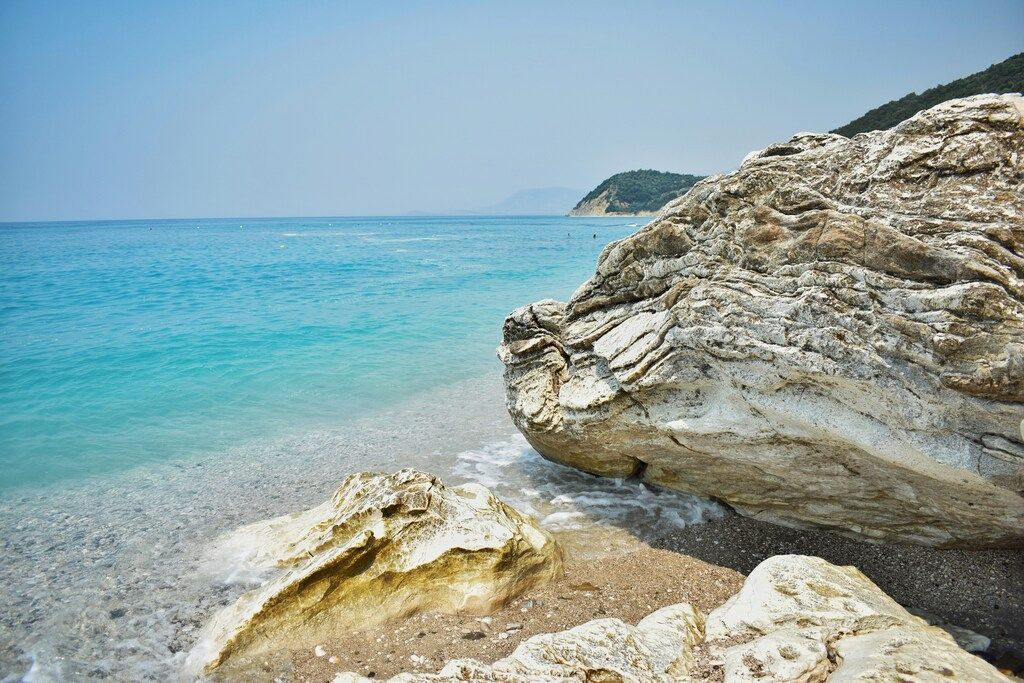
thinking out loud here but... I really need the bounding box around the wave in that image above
[454,434,725,542]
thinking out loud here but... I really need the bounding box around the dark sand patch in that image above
[654,516,1024,674]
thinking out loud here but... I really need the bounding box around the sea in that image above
[0,216,723,681]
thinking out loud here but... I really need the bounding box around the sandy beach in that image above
[280,511,1024,681]
[292,543,743,681]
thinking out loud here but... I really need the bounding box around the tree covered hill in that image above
[569,170,705,216]
[833,53,1024,137]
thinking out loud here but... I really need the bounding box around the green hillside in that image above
[833,53,1024,137]
[570,170,705,216]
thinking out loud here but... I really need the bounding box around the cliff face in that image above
[569,169,704,216]
[500,95,1024,549]
[568,188,629,216]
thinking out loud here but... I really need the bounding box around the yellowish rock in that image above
[185,469,561,677]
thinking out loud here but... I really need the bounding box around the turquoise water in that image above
[0,216,640,491]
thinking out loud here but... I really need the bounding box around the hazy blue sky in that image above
[1,0,1022,221]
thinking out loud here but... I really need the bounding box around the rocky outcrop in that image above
[333,555,1010,682]
[500,94,1024,548]
[185,470,561,677]
[568,189,619,216]
[704,555,1009,682]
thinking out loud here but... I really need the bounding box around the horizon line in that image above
[0,212,653,227]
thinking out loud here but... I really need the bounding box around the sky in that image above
[1,0,1022,222]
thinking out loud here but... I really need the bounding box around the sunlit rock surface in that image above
[499,94,1024,548]
[705,555,1009,682]
[334,555,1009,682]
[186,470,561,676]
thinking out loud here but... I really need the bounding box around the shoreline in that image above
[0,371,719,681]
[566,212,655,218]
[2,371,1019,679]
[0,373,517,680]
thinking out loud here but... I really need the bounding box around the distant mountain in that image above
[569,170,705,216]
[474,187,584,215]
[833,53,1024,137]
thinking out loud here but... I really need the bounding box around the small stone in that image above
[506,622,523,631]
[314,645,326,657]
[462,631,486,640]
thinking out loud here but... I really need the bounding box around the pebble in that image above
[314,645,326,657]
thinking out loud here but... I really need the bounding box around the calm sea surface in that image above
[0,215,640,491]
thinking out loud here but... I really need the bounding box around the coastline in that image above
[0,371,718,681]
[3,368,1020,680]
[566,212,655,217]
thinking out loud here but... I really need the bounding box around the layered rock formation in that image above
[333,555,1010,682]
[500,94,1024,548]
[186,470,561,677]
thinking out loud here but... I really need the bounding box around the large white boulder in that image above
[499,95,1024,547]
[705,555,1009,682]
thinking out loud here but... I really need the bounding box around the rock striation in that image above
[185,470,561,677]
[333,555,1010,682]
[500,94,1024,548]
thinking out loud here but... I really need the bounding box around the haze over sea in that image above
[0,215,638,491]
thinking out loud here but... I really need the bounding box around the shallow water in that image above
[1,216,635,491]
[0,216,723,681]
